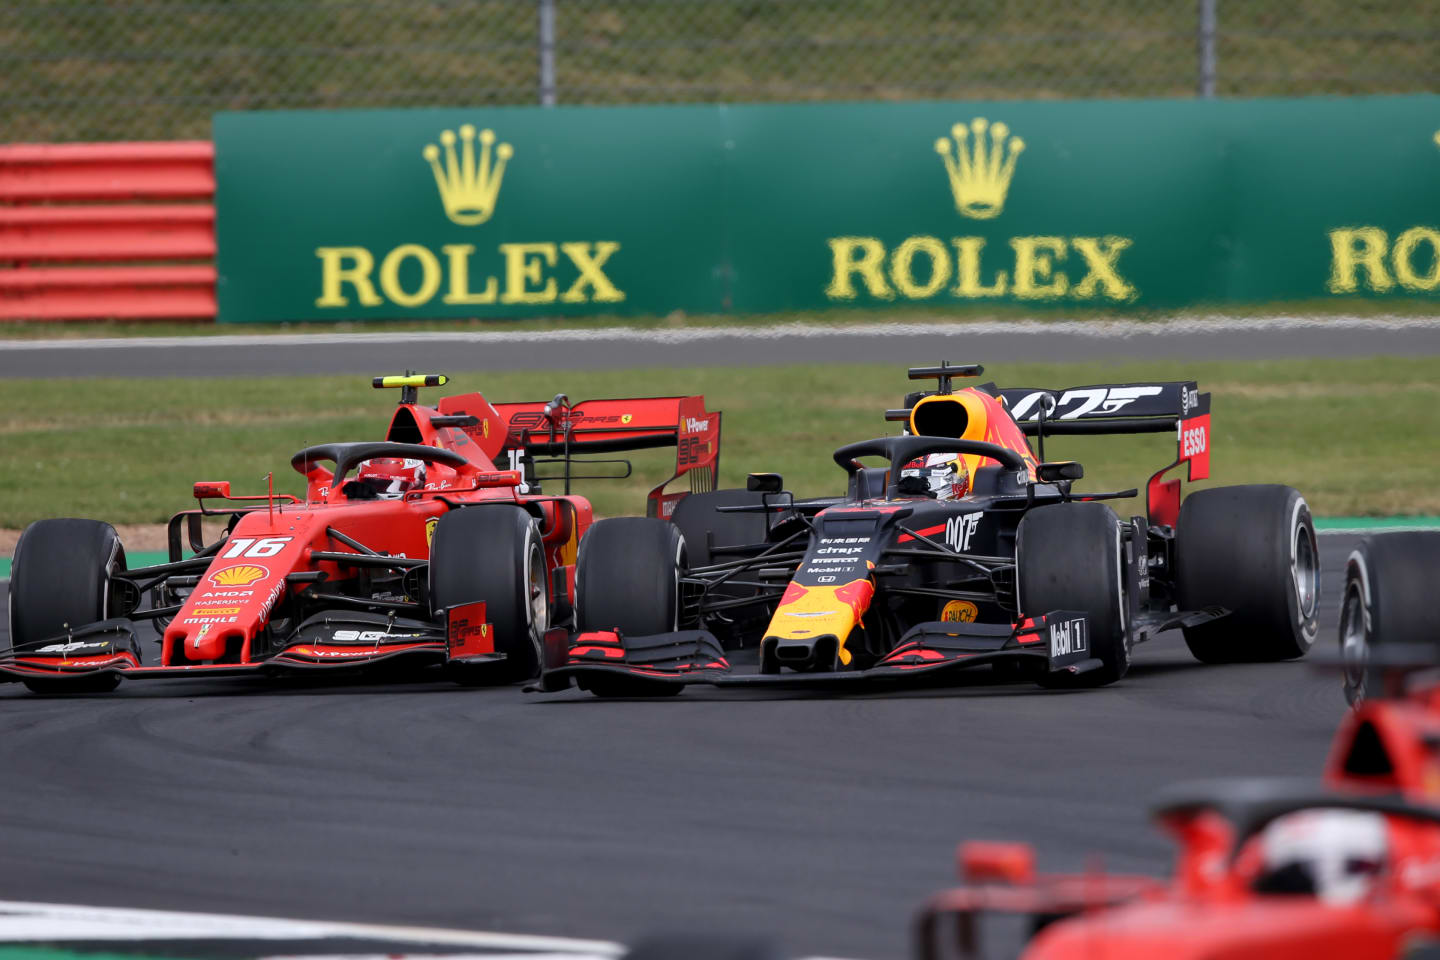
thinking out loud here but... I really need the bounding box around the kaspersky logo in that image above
[313,124,624,311]
[824,116,1137,305]
[423,125,513,226]
[934,118,1024,220]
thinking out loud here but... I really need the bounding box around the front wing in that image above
[533,611,1103,695]
[0,603,504,687]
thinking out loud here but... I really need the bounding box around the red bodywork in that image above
[917,682,1440,960]
[1,384,719,682]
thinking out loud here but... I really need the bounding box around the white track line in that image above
[0,900,621,954]
[2,316,1436,351]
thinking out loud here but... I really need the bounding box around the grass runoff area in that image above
[1,355,1436,540]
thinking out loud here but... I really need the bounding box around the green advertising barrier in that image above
[214,96,1440,322]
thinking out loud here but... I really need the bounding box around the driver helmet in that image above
[898,453,971,500]
[1254,808,1388,904]
[354,457,426,499]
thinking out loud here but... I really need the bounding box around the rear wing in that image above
[995,381,1210,529]
[902,365,1211,530]
[490,395,720,518]
[998,382,1208,435]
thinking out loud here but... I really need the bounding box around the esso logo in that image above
[1181,426,1208,458]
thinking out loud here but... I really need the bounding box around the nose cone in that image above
[761,578,874,669]
[164,560,285,662]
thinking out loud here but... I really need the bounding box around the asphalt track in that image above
[0,535,1359,960]
[2,318,1439,378]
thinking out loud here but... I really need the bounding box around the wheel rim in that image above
[1292,520,1318,621]
[672,535,686,631]
[1339,580,1368,703]
[527,540,549,643]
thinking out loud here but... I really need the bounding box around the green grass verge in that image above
[1,355,1436,532]
[0,299,1435,340]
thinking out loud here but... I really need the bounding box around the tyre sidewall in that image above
[1341,532,1440,704]
[430,507,548,680]
[10,519,123,652]
[1177,485,1318,662]
[576,518,685,636]
[1017,502,1128,686]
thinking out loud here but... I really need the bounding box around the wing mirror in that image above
[1036,461,1084,483]
[193,481,232,499]
[959,841,1036,885]
[747,473,784,493]
[474,470,523,489]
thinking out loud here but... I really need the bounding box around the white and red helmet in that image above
[354,457,426,499]
[1255,809,1388,904]
[899,453,971,500]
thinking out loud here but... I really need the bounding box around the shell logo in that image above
[209,564,269,587]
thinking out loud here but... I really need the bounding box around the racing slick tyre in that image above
[670,489,766,567]
[574,518,687,698]
[1176,485,1319,664]
[670,489,769,646]
[1339,532,1439,705]
[577,517,686,637]
[430,506,549,684]
[9,518,126,694]
[1017,502,1129,688]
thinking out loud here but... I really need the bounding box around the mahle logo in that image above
[313,123,624,312]
[934,118,1024,220]
[824,116,1137,305]
[423,125,513,226]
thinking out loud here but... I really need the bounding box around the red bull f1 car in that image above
[915,531,1440,960]
[537,361,1319,697]
[2,374,719,693]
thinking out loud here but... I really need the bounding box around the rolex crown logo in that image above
[423,124,514,226]
[934,118,1025,220]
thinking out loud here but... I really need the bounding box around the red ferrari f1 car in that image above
[2,374,719,692]
[916,531,1440,960]
[538,361,1318,696]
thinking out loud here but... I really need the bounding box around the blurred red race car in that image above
[916,532,1440,960]
[2,374,719,692]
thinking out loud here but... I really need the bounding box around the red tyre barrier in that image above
[0,141,216,322]
[0,142,214,202]
[0,266,217,321]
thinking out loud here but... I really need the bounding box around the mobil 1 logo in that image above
[1049,616,1088,658]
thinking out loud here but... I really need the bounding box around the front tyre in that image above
[1339,532,1439,705]
[430,506,549,684]
[1177,485,1319,663]
[10,518,127,694]
[576,518,686,637]
[1017,502,1129,688]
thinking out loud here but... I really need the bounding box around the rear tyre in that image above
[1017,502,1128,688]
[10,518,127,694]
[430,506,549,684]
[669,489,767,568]
[1177,485,1318,663]
[671,490,771,645]
[1339,532,1439,705]
[576,518,686,637]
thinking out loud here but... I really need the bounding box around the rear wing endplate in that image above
[491,395,720,517]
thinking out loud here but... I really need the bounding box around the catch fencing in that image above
[3,0,1436,142]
